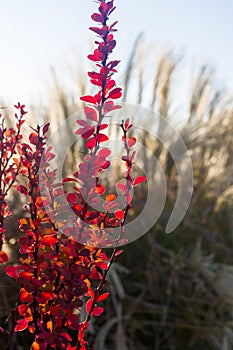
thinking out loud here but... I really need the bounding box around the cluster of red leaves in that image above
[73,0,146,246]
[0,1,146,349]
[2,122,112,349]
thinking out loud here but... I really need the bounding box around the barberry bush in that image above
[0,1,146,349]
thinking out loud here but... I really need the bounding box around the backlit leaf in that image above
[80,95,96,104]
[0,251,8,264]
[15,319,28,332]
[132,176,147,186]
[5,265,19,279]
[128,137,136,148]
[97,292,110,302]
[115,209,124,221]
[84,107,98,122]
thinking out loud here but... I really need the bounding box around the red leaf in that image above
[97,148,111,158]
[15,319,28,332]
[95,261,108,270]
[128,137,136,148]
[132,176,147,186]
[96,133,108,143]
[0,251,8,264]
[62,177,77,183]
[97,292,110,302]
[99,124,108,131]
[91,13,103,23]
[92,306,104,317]
[110,20,118,31]
[5,265,19,279]
[84,107,98,122]
[89,26,108,36]
[86,137,96,149]
[88,49,105,62]
[126,192,133,205]
[41,235,57,245]
[96,184,105,195]
[42,122,50,135]
[83,128,95,139]
[115,249,123,257]
[115,209,124,221]
[80,95,96,104]
[121,156,129,162]
[116,182,127,194]
[20,288,33,303]
[86,299,93,314]
[102,160,110,169]
[88,71,100,79]
[61,332,72,342]
[88,54,101,62]
[99,2,108,15]
[76,119,89,127]
[29,132,39,145]
[108,87,122,99]
[103,101,121,114]
[39,292,54,302]
[18,304,31,317]
[67,193,78,204]
[86,299,104,317]
[19,271,33,281]
[73,203,82,211]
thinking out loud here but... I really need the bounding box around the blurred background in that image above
[0,1,233,349]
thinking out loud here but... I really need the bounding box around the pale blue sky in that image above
[0,0,233,106]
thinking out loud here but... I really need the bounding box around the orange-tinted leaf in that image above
[96,184,105,195]
[32,341,40,350]
[20,288,33,303]
[39,291,54,302]
[41,235,57,245]
[73,203,82,211]
[18,304,32,321]
[106,194,116,202]
[19,271,33,281]
[46,321,53,332]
